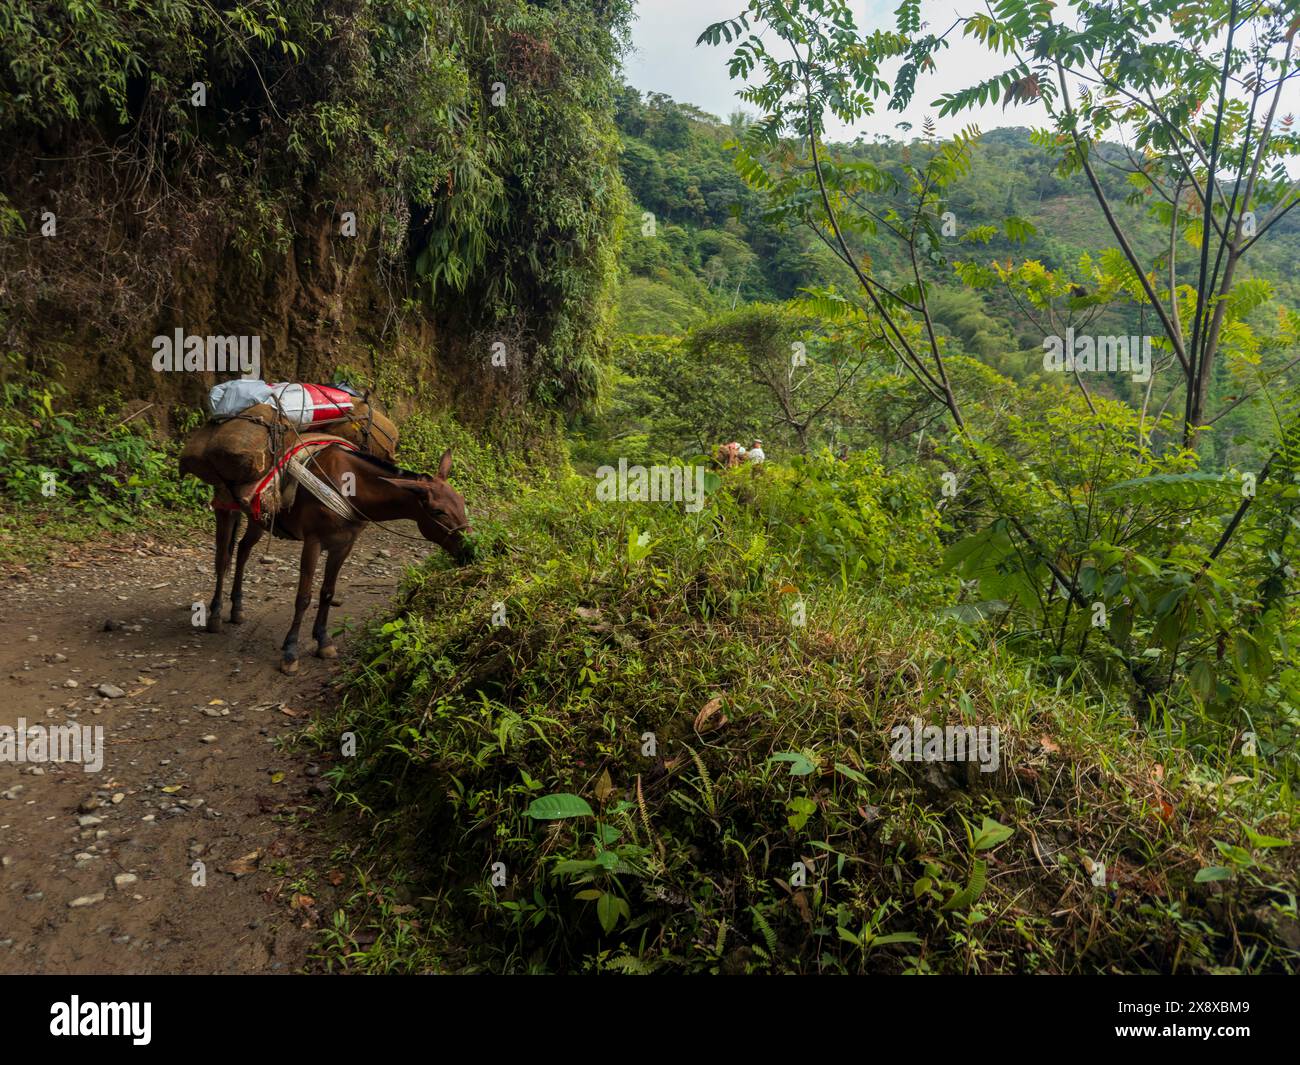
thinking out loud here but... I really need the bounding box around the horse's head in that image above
[381,449,473,564]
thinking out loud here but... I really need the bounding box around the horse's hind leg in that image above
[281,536,320,675]
[312,538,357,659]
[228,519,264,624]
[207,510,240,634]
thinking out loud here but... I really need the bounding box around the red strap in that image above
[250,438,358,520]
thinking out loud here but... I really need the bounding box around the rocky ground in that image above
[0,521,424,974]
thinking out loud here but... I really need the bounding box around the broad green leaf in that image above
[769,751,816,776]
[526,793,593,820]
[973,817,1013,851]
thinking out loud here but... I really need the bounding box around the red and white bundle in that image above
[267,383,355,427]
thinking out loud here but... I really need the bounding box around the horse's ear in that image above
[437,448,453,480]
[380,477,429,495]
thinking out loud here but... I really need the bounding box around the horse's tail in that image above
[227,508,244,557]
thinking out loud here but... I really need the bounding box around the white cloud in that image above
[625,0,1045,139]
[626,0,1299,157]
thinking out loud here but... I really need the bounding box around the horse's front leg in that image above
[228,519,264,624]
[281,537,320,674]
[312,536,358,659]
[207,510,240,633]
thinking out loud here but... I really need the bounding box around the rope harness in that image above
[249,436,359,521]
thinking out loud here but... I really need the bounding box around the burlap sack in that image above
[179,421,222,485]
[329,401,399,461]
[180,404,293,488]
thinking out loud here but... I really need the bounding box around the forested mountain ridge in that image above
[614,89,1300,384]
[606,87,1300,475]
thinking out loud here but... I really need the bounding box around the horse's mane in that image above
[344,447,431,481]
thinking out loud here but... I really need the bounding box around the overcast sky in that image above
[624,0,1043,141]
[624,1,1300,149]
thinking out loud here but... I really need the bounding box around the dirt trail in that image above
[0,522,423,974]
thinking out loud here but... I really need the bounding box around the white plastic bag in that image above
[207,379,272,418]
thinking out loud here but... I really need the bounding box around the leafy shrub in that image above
[0,354,207,522]
[745,449,948,597]
[314,472,1297,974]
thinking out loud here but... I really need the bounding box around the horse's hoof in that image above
[317,644,338,660]
[228,610,244,625]
[205,617,221,634]
[280,658,299,675]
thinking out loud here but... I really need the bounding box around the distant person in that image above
[747,439,765,464]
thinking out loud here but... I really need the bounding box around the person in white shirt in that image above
[747,439,765,464]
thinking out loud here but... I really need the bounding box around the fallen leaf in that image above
[693,696,728,735]
[270,771,285,784]
[224,850,263,878]
[1040,735,1060,754]
[1028,829,1052,871]
[594,768,615,803]
[161,784,183,794]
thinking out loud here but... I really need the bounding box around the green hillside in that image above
[614,93,1300,353]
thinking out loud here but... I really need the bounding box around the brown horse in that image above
[206,444,472,673]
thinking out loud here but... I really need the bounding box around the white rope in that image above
[286,455,356,520]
